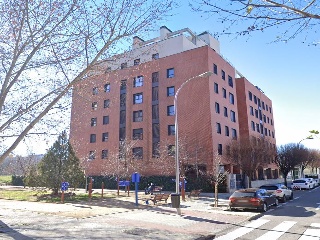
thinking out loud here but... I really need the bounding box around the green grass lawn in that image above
[0,175,12,185]
[0,188,118,203]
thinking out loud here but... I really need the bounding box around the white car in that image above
[292,179,313,190]
[259,184,293,202]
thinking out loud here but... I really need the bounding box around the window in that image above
[268,129,271,136]
[271,119,273,125]
[152,53,159,60]
[256,123,260,133]
[133,93,143,104]
[119,127,126,140]
[102,132,109,142]
[250,106,254,116]
[228,75,233,87]
[254,95,257,104]
[263,114,266,123]
[221,70,225,80]
[262,101,265,110]
[152,87,159,101]
[231,129,237,140]
[168,125,175,135]
[225,126,229,136]
[133,110,143,122]
[255,109,259,118]
[229,93,234,104]
[272,131,274,138]
[213,64,218,74]
[104,83,110,92]
[92,102,97,110]
[167,105,175,116]
[120,80,126,90]
[216,123,221,134]
[215,102,220,114]
[251,121,255,131]
[121,62,127,69]
[133,128,143,140]
[152,142,160,157]
[134,76,143,87]
[152,105,159,120]
[168,145,175,156]
[132,147,143,159]
[214,82,219,93]
[105,67,111,73]
[104,99,110,108]
[230,110,236,122]
[120,110,126,124]
[167,68,174,78]
[153,123,160,138]
[120,93,126,107]
[264,127,268,136]
[90,134,96,143]
[167,86,175,96]
[101,150,108,159]
[103,116,109,124]
[248,91,253,101]
[152,72,159,82]
[269,107,272,113]
[257,98,261,107]
[222,88,226,98]
[224,107,228,117]
[134,58,140,65]
[267,117,270,124]
[92,87,98,95]
[91,118,97,126]
[218,144,222,155]
[88,151,95,160]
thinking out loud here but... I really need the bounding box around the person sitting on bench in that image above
[145,183,155,195]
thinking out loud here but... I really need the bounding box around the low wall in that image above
[251,178,284,188]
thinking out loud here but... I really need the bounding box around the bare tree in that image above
[206,152,228,207]
[227,137,274,188]
[192,0,320,45]
[275,143,303,186]
[0,0,174,163]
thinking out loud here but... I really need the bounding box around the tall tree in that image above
[275,143,303,186]
[38,131,84,194]
[0,0,174,163]
[192,0,320,45]
[227,137,275,188]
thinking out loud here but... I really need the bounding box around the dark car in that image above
[229,188,278,212]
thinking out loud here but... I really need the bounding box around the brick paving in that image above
[0,190,258,239]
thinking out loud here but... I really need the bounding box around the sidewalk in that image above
[0,189,258,239]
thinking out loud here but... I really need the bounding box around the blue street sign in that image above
[61,182,69,191]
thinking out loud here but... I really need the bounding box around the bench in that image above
[153,186,163,193]
[188,189,202,198]
[150,193,170,205]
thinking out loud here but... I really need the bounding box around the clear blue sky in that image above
[155,2,320,150]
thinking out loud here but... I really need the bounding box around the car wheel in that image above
[290,193,293,200]
[282,195,286,203]
[274,198,279,206]
[260,203,268,212]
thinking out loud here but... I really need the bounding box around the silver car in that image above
[259,183,293,202]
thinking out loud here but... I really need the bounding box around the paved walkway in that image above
[0,189,259,239]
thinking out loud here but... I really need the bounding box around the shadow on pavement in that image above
[0,220,34,240]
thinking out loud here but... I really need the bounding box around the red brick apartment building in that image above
[70,26,278,181]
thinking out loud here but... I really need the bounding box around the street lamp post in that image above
[298,136,314,146]
[174,71,213,194]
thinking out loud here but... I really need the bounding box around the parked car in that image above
[302,178,316,188]
[228,188,278,212]
[259,184,293,202]
[291,179,313,190]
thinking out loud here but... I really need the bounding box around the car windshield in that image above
[260,186,277,190]
[231,192,256,198]
[293,180,306,183]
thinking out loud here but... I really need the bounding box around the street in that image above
[215,187,320,239]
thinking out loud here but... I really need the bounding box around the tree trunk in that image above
[214,182,218,207]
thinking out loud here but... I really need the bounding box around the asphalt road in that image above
[214,187,320,240]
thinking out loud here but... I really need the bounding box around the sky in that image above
[156,1,320,150]
[11,1,320,156]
